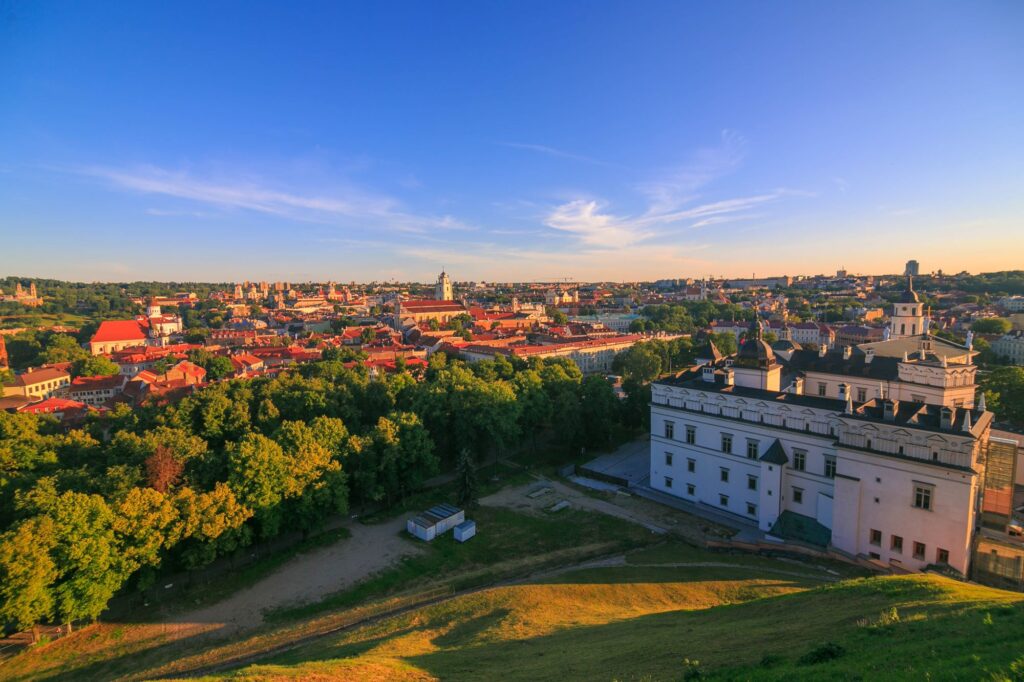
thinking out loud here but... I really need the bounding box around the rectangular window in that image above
[911,394,926,403]
[721,433,733,454]
[720,468,730,483]
[664,452,673,466]
[686,483,695,496]
[687,458,696,472]
[719,494,729,507]
[913,542,926,560]
[870,529,882,546]
[685,425,696,444]
[792,449,806,471]
[856,387,866,402]
[891,535,903,553]
[913,485,933,511]
[746,439,759,460]
[824,455,837,479]
[937,548,949,564]
[746,502,757,517]
[664,420,675,439]
[792,487,804,504]
[664,476,673,489]
[747,475,758,491]
[818,382,827,396]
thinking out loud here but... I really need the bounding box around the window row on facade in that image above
[867,528,948,564]
[662,475,758,518]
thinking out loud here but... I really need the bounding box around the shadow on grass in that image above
[399,577,1019,682]
[431,607,511,649]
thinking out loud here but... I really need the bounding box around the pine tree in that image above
[455,448,478,509]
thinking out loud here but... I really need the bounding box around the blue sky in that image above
[1,1,1022,283]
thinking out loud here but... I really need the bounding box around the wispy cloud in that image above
[498,142,626,169]
[544,199,653,247]
[638,129,746,214]
[75,164,470,233]
[540,131,803,248]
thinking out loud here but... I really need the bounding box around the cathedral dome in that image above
[898,275,919,303]
[735,319,776,368]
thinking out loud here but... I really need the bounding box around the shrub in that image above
[877,606,900,626]
[681,658,704,680]
[759,654,783,668]
[798,642,846,665]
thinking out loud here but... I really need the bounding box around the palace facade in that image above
[650,279,993,575]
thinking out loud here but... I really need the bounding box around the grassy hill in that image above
[193,546,1024,682]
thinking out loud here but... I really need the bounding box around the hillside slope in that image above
[210,570,1024,681]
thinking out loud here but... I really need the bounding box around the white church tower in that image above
[890,275,925,338]
[435,270,453,301]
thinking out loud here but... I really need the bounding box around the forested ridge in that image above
[0,351,647,633]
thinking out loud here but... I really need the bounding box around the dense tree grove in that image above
[629,302,752,334]
[0,352,633,632]
[981,367,1024,430]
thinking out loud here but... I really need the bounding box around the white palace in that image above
[650,277,993,575]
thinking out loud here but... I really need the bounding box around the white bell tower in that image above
[890,276,924,338]
[435,270,453,301]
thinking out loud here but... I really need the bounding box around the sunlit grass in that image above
[214,573,1024,682]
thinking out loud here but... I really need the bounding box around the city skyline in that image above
[2,2,1023,282]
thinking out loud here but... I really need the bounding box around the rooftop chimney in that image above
[977,392,986,412]
[818,343,827,358]
[702,365,715,383]
[842,346,852,360]
[883,399,896,422]
[723,368,735,386]
[864,348,875,364]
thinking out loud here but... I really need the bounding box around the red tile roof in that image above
[400,300,467,313]
[91,320,147,343]
[69,374,126,391]
[18,398,88,414]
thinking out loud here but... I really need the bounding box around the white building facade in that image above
[991,331,1024,366]
[649,320,991,576]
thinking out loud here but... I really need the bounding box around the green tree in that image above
[39,333,89,365]
[981,367,1024,428]
[0,516,58,632]
[112,487,182,579]
[622,344,663,383]
[580,375,619,448]
[546,306,569,325]
[225,433,291,538]
[51,492,125,627]
[710,332,738,356]
[455,448,478,509]
[512,369,552,452]
[972,318,1012,334]
[173,484,253,568]
[71,355,120,378]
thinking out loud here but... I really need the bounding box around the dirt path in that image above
[169,516,421,636]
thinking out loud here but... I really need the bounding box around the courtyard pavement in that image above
[581,437,764,543]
